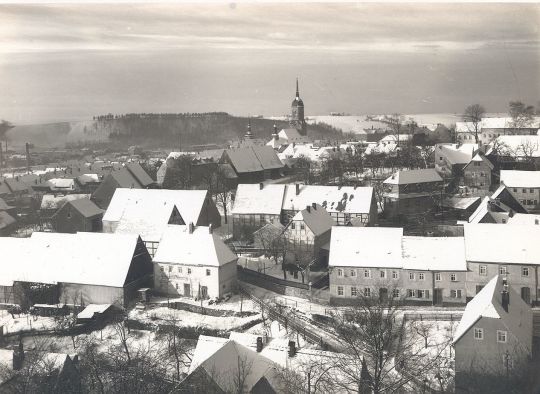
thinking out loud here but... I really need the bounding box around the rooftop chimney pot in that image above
[295,184,300,196]
[189,222,194,234]
[288,341,296,357]
[256,337,263,352]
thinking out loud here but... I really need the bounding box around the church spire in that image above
[296,77,299,98]
[245,118,253,139]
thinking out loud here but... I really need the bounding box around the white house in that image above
[153,224,238,299]
[500,170,540,212]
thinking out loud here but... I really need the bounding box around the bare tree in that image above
[509,101,535,129]
[463,104,486,144]
[160,313,192,382]
[275,357,336,394]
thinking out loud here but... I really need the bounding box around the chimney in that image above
[312,202,317,210]
[259,182,263,190]
[501,278,510,312]
[288,341,296,357]
[509,209,514,218]
[535,218,539,225]
[12,338,24,371]
[306,205,311,213]
[256,337,263,352]
[208,223,213,234]
[189,222,194,234]
[295,184,300,195]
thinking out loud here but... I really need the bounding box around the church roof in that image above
[291,97,304,107]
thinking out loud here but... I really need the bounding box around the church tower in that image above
[290,78,307,136]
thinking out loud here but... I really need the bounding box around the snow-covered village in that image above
[0,2,539,394]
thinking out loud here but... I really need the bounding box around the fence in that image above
[402,312,463,322]
[149,300,257,318]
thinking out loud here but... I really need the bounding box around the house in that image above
[0,342,81,393]
[0,232,153,307]
[220,146,284,184]
[382,168,444,220]
[453,275,532,389]
[467,184,528,223]
[51,198,104,233]
[0,211,17,236]
[283,203,333,267]
[500,170,540,212]
[461,152,494,196]
[328,226,467,306]
[153,224,237,299]
[455,122,479,144]
[267,126,310,150]
[463,223,540,304]
[435,143,478,177]
[102,188,221,256]
[231,184,285,240]
[479,116,540,145]
[46,178,79,193]
[91,163,155,209]
[39,194,91,219]
[441,197,481,220]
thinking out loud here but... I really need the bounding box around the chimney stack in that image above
[295,184,300,196]
[306,205,311,213]
[312,203,317,210]
[208,224,213,234]
[501,278,510,313]
[259,182,263,190]
[288,341,296,357]
[189,222,194,234]
[535,218,539,225]
[256,337,263,352]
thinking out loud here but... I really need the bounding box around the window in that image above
[409,272,415,280]
[178,267,182,273]
[417,290,426,298]
[337,269,343,277]
[187,268,192,274]
[337,286,344,296]
[499,266,507,275]
[523,188,527,193]
[351,287,358,297]
[291,222,296,230]
[479,265,487,276]
[380,270,386,279]
[300,223,305,230]
[474,328,484,340]
[522,267,530,277]
[530,188,534,193]
[350,270,356,277]
[497,330,507,343]
[206,269,211,276]
[407,289,416,297]
[168,266,172,272]
[175,283,179,290]
[450,290,462,298]
[392,271,399,279]
[392,289,400,298]
[160,266,164,272]
[418,273,425,280]
[364,288,371,297]
[435,273,441,281]
[364,269,371,278]
[450,274,457,282]
[513,188,517,193]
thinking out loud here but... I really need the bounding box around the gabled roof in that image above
[0,211,16,230]
[125,162,154,187]
[47,178,77,190]
[283,184,375,215]
[437,144,476,165]
[291,204,333,237]
[329,227,403,268]
[64,198,104,218]
[224,146,283,173]
[0,197,14,211]
[504,213,540,225]
[402,236,467,271]
[464,223,540,265]
[383,168,442,185]
[2,178,32,193]
[232,184,285,215]
[277,128,310,144]
[453,275,532,351]
[442,196,480,210]
[103,188,209,240]
[463,152,494,171]
[0,232,144,287]
[153,225,237,267]
[40,194,90,211]
[501,170,540,188]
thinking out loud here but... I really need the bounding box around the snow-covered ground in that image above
[0,309,57,335]
[152,293,259,313]
[129,306,261,331]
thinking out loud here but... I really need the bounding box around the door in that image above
[201,286,208,299]
[521,287,531,304]
[433,289,443,306]
[184,283,191,297]
[379,288,388,302]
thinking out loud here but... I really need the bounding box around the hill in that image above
[6,113,342,150]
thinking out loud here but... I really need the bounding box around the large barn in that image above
[0,232,153,307]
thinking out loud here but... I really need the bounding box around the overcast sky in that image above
[0,3,539,124]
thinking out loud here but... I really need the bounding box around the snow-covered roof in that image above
[453,275,532,350]
[103,188,209,240]
[283,184,375,215]
[231,184,285,215]
[77,173,100,184]
[481,116,540,129]
[291,204,334,237]
[455,121,478,134]
[504,213,540,226]
[464,223,540,265]
[329,227,403,268]
[383,168,442,185]
[0,232,143,287]
[77,304,113,320]
[500,170,540,188]
[402,236,467,271]
[442,196,480,210]
[278,143,339,162]
[40,194,91,211]
[153,225,237,267]
[47,178,76,190]
[436,143,476,165]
